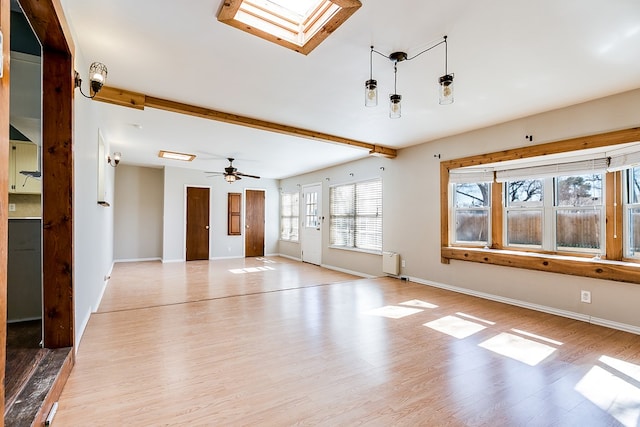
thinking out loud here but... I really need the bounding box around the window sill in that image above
[441,246,640,285]
[329,246,382,256]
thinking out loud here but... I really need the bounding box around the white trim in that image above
[210,255,245,260]
[114,257,162,263]
[407,276,640,336]
[320,263,376,279]
[162,258,184,263]
[278,253,302,262]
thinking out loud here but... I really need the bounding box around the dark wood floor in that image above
[54,257,640,426]
[5,320,45,413]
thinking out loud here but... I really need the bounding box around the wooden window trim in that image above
[440,127,640,284]
[228,193,242,236]
[218,0,361,55]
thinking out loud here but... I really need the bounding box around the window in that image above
[625,167,640,258]
[440,127,640,284]
[505,179,543,247]
[554,174,604,253]
[453,182,491,245]
[330,179,382,252]
[217,0,361,55]
[503,174,605,253]
[305,191,319,228]
[280,192,299,241]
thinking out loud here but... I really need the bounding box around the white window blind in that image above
[449,169,494,184]
[495,158,609,183]
[280,192,299,241]
[330,179,382,252]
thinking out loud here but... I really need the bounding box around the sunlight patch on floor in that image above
[479,332,556,366]
[456,312,496,325]
[364,306,423,319]
[229,266,276,274]
[399,299,438,309]
[511,328,563,346]
[575,358,640,427]
[424,315,486,339]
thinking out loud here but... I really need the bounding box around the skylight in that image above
[218,0,361,55]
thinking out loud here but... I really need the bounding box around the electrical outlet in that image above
[580,290,591,304]
[401,260,406,268]
[8,203,15,212]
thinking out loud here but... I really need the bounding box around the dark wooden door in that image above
[245,190,265,257]
[186,187,210,261]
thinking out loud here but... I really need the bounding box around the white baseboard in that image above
[210,255,244,260]
[7,316,41,324]
[115,257,162,263]
[407,276,640,335]
[162,258,184,263]
[320,264,376,279]
[277,253,301,262]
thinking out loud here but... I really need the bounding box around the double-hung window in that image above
[330,179,382,252]
[449,170,493,246]
[280,192,299,241]
[625,166,640,258]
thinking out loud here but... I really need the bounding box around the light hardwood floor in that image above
[54,257,640,426]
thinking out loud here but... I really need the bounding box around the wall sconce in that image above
[74,62,108,99]
[366,36,453,118]
[107,152,121,167]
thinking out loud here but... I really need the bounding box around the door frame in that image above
[183,184,212,261]
[243,187,266,257]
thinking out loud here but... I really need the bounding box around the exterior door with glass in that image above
[301,183,322,265]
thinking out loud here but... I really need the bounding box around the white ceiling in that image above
[59,0,640,180]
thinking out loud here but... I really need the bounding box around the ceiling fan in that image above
[205,158,260,183]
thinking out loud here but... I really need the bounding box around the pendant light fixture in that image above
[439,36,454,105]
[365,46,378,107]
[365,35,453,117]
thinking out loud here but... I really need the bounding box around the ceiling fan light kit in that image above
[366,35,454,118]
[207,158,261,183]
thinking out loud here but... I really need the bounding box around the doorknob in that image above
[246,225,249,229]
[205,225,210,229]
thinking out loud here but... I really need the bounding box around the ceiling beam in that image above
[92,86,397,158]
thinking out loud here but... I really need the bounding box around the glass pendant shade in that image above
[389,94,402,119]
[89,62,108,94]
[225,174,236,183]
[365,79,378,107]
[439,74,454,105]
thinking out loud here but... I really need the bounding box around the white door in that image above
[301,183,322,265]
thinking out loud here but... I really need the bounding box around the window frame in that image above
[440,128,640,284]
[329,178,382,253]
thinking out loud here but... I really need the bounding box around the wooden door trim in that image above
[19,0,75,349]
[183,185,211,261]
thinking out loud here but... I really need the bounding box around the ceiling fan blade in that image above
[236,172,260,179]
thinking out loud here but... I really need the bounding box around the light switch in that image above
[8,203,16,212]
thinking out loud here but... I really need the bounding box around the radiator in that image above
[382,252,400,275]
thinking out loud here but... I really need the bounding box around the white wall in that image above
[162,166,279,261]
[280,88,640,331]
[114,165,164,261]
[72,48,115,347]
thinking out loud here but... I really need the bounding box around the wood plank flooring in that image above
[53,257,640,426]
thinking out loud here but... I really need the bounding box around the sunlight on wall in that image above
[575,356,640,427]
[479,332,556,366]
[424,315,487,339]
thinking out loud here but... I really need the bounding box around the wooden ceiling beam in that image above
[92,86,397,158]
